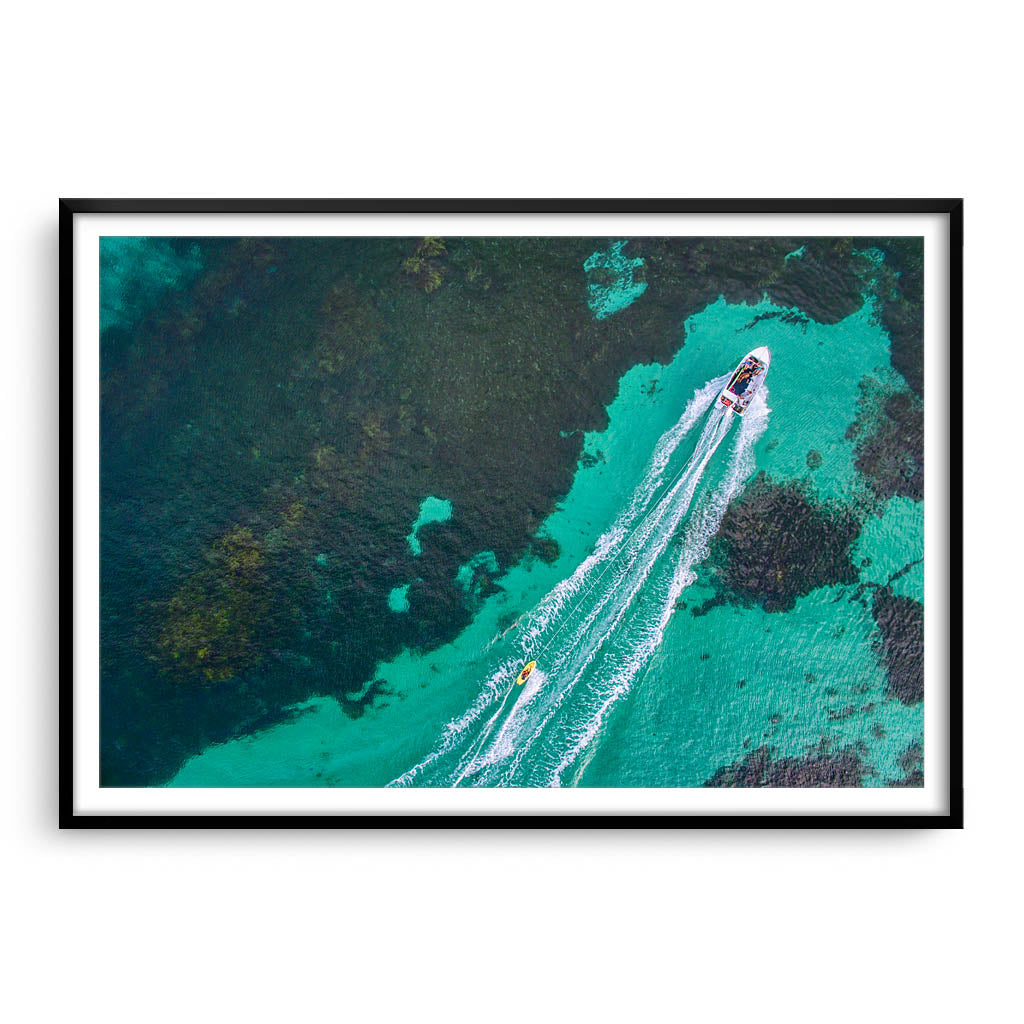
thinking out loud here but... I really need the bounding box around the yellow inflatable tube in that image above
[516,660,537,685]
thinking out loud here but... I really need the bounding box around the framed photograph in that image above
[63,199,962,826]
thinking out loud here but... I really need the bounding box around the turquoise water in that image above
[169,291,922,788]
[583,240,648,320]
[100,236,203,334]
[406,496,453,556]
[455,551,500,594]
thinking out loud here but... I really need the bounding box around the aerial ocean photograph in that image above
[98,235,924,789]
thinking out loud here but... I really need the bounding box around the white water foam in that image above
[490,404,750,786]
[389,374,761,788]
[549,393,771,786]
[517,374,727,650]
[492,404,735,783]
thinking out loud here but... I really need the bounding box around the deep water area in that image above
[98,235,924,788]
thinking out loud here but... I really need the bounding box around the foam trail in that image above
[516,374,727,648]
[389,374,756,789]
[492,406,734,782]
[549,394,770,785]
[390,658,518,787]
[450,674,521,786]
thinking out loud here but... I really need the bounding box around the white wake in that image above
[390,374,769,788]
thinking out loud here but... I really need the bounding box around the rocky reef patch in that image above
[764,238,869,325]
[99,235,922,786]
[583,240,648,320]
[871,588,924,705]
[401,236,448,294]
[887,741,924,787]
[694,473,862,614]
[154,526,272,683]
[705,741,873,787]
[858,237,924,396]
[847,376,924,504]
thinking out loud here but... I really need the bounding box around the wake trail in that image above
[548,397,770,786]
[514,374,727,651]
[491,406,735,783]
[389,374,765,789]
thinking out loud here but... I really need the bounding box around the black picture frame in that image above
[61,197,963,828]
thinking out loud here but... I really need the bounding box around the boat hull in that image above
[719,346,770,415]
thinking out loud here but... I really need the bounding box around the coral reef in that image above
[301,278,391,380]
[872,588,924,705]
[887,742,924,787]
[701,473,862,613]
[739,309,810,332]
[528,536,561,565]
[765,239,869,324]
[858,237,924,396]
[402,237,447,293]
[100,235,924,785]
[848,381,924,503]
[705,742,872,787]
[100,237,204,335]
[339,678,393,718]
[583,240,648,319]
[455,551,501,598]
[155,527,271,682]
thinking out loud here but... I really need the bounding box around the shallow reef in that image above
[871,588,924,705]
[100,237,205,335]
[339,678,393,718]
[528,536,561,565]
[155,526,271,682]
[765,239,869,324]
[401,236,447,293]
[583,240,648,319]
[848,378,924,504]
[100,235,923,786]
[455,550,501,598]
[858,237,924,396]
[739,309,810,332]
[887,741,924,787]
[704,742,872,787]
[697,472,862,613]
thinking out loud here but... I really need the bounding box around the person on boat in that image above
[733,367,753,394]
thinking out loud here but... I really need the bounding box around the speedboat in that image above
[719,346,770,415]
